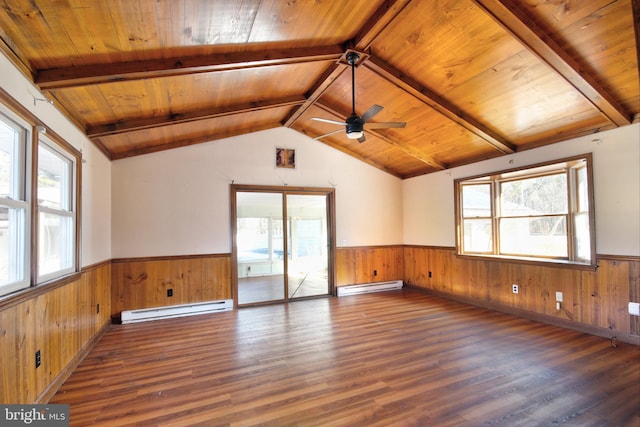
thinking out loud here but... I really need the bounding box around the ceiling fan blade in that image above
[311,117,347,126]
[313,128,345,140]
[360,104,383,123]
[364,121,407,129]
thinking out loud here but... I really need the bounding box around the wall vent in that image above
[121,299,233,324]
[337,280,403,296]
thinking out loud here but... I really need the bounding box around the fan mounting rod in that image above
[346,52,360,116]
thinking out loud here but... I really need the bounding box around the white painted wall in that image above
[403,123,640,256]
[0,52,112,267]
[80,141,112,266]
[111,127,403,258]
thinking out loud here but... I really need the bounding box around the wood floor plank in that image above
[50,290,640,426]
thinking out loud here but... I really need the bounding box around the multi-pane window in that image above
[0,97,80,297]
[0,113,29,294]
[37,136,76,282]
[456,155,595,266]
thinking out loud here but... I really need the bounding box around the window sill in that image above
[455,253,597,271]
[0,271,82,310]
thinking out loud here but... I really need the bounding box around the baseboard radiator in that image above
[121,299,233,324]
[337,280,403,297]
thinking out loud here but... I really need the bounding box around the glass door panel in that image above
[286,194,329,299]
[236,192,285,304]
[234,187,333,306]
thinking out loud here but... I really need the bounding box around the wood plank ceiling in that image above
[0,0,638,179]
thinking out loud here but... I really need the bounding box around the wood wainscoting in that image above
[109,247,638,345]
[0,261,112,404]
[111,248,401,314]
[404,246,640,344]
[111,254,232,319]
[336,245,404,287]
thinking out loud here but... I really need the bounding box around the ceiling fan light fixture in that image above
[345,114,364,139]
[346,130,363,139]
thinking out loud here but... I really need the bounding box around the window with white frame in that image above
[0,113,29,295]
[455,155,595,266]
[37,136,76,282]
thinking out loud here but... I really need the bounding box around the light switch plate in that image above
[556,291,563,302]
[629,302,640,316]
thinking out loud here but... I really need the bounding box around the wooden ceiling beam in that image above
[352,0,414,50]
[365,55,516,155]
[36,45,344,90]
[472,0,632,126]
[283,0,412,128]
[87,95,305,138]
[282,64,347,127]
[314,102,447,170]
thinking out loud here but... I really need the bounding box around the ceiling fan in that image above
[311,51,406,143]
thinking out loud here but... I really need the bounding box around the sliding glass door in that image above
[233,186,334,306]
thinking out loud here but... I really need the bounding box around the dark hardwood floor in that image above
[50,290,640,426]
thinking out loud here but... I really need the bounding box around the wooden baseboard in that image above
[405,285,640,346]
[35,321,112,403]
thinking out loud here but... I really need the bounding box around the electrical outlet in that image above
[35,350,41,369]
[96,303,100,314]
[373,270,378,276]
[167,289,173,297]
[629,302,640,316]
[428,271,432,278]
[556,291,563,302]
[512,284,519,294]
